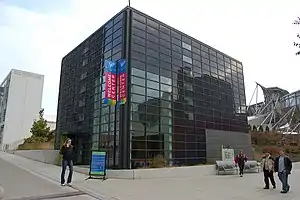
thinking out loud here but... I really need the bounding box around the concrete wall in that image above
[73,165,216,179]
[205,129,253,163]
[76,162,300,180]
[2,70,44,150]
[14,150,59,165]
[13,150,300,180]
[47,121,56,131]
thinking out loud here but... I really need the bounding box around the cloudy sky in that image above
[0,0,299,116]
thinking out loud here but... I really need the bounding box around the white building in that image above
[45,115,56,131]
[0,69,44,150]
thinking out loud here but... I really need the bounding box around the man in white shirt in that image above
[261,152,276,189]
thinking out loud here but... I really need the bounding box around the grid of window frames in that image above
[93,12,124,168]
[58,11,124,166]
[281,91,300,109]
[129,11,247,167]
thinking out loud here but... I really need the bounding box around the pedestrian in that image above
[274,149,292,193]
[261,152,276,189]
[235,150,248,177]
[0,185,4,200]
[60,138,74,186]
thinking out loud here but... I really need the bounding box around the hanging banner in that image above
[104,60,117,105]
[117,59,127,105]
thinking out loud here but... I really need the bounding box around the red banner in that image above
[104,60,117,105]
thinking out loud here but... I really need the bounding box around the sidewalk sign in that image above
[221,145,235,161]
[86,150,107,181]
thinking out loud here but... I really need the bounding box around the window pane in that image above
[183,55,192,64]
[161,83,172,92]
[132,12,146,23]
[132,76,145,86]
[132,27,145,38]
[182,42,191,51]
[132,43,145,54]
[160,68,171,78]
[147,19,159,29]
[147,80,159,89]
[132,68,145,78]
[132,19,146,30]
[147,48,159,58]
[147,88,159,98]
[131,94,146,103]
[131,59,145,70]
[132,35,145,46]
[147,72,159,81]
[159,25,170,34]
[132,85,145,95]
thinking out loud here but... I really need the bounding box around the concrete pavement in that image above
[1,151,300,200]
[0,155,97,200]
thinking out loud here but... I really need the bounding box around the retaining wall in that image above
[13,150,300,180]
[73,165,216,179]
[13,150,59,165]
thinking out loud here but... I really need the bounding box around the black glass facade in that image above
[56,7,249,169]
[129,10,247,168]
[56,10,125,167]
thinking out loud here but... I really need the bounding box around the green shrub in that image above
[150,154,166,168]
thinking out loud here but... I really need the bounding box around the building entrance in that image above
[66,134,91,165]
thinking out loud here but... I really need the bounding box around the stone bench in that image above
[215,161,238,175]
[244,160,261,173]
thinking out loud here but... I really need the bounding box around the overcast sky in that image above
[0,0,299,115]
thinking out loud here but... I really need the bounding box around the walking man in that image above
[261,152,276,189]
[235,150,248,177]
[274,149,292,193]
[0,185,4,200]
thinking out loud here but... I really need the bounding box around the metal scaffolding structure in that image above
[247,82,300,134]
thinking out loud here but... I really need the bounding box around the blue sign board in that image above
[89,151,106,176]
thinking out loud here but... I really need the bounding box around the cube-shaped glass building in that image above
[56,7,251,169]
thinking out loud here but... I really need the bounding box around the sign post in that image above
[86,151,107,181]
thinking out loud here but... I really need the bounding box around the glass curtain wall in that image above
[129,10,247,167]
[92,12,124,168]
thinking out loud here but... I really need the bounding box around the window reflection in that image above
[183,55,192,64]
[147,72,159,81]
[182,42,191,51]
[132,68,145,78]
[129,11,247,167]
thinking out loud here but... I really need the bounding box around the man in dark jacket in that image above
[274,149,292,193]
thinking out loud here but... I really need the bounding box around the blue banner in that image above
[117,59,127,105]
[89,151,106,176]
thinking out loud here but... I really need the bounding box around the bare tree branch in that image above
[294,17,300,55]
[293,17,300,25]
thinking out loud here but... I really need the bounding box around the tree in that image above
[259,125,264,132]
[265,126,270,132]
[293,17,300,55]
[248,124,252,132]
[25,109,51,143]
[252,125,257,132]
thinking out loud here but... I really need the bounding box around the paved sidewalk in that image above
[0,155,97,200]
[1,152,300,200]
